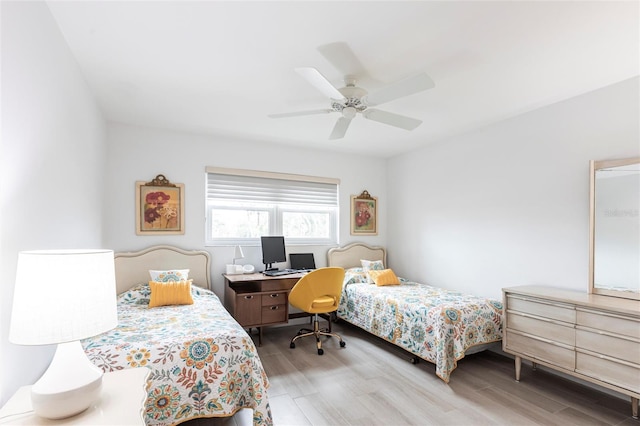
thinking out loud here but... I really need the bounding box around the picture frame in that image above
[135,174,185,235]
[350,190,377,236]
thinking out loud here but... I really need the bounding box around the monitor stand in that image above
[264,263,278,272]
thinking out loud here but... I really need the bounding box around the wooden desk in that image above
[224,272,308,345]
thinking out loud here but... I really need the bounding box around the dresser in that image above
[503,285,640,418]
[0,367,149,425]
[224,272,306,345]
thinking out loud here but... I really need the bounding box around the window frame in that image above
[205,167,339,247]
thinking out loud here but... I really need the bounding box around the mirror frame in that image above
[589,156,640,300]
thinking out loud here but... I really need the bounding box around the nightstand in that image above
[0,367,149,425]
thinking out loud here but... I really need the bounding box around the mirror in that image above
[589,157,640,300]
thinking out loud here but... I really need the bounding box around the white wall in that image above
[0,2,107,405]
[387,77,640,300]
[104,123,387,297]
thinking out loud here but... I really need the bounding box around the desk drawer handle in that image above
[270,294,280,298]
[270,306,279,310]
[244,295,254,300]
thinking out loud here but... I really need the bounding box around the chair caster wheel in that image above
[290,342,295,349]
[340,341,346,348]
[317,348,324,355]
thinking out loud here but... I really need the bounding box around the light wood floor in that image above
[185,321,637,426]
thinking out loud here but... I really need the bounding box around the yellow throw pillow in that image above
[368,269,400,286]
[148,279,194,308]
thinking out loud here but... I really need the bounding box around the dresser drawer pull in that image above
[270,306,279,310]
[577,307,640,322]
[576,348,639,368]
[270,294,280,298]
[508,294,574,310]
[576,325,640,343]
[244,295,254,299]
[508,310,571,327]
[508,329,573,350]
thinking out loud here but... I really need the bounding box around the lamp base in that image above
[31,341,103,419]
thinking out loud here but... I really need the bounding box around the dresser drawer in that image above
[507,312,574,346]
[262,304,287,324]
[576,329,640,365]
[505,330,575,370]
[577,309,640,340]
[507,295,575,324]
[262,292,286,307]
[576,351,640,394]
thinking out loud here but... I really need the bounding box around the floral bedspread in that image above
[337,277,503,383]
[82,284,272,426]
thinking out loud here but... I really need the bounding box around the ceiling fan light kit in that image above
[270,45,435,140]
[341,106,357,119]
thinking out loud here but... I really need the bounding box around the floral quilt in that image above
[337,275,503,383]
[82,284,272,425]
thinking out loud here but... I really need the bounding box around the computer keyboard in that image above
[263,269,299,277]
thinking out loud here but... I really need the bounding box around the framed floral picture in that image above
[350,190,377,235]
[135,174,185,235]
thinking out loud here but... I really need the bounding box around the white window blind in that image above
[206,173,338,206]
[205,167,339,246]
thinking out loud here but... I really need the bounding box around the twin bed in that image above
[328,243,504,383]
[81,243,502,425]
[81,245,271,426]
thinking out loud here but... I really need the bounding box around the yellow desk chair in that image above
[288,267,346,355]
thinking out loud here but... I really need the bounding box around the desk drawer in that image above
[505,330,575,370]
[234,294,261,326]
[262,292,286,307]
[507,312,574,346]
[576,351,640,394]
[262,304,287,324]
[263,278,298,292]
[507,295,575,324]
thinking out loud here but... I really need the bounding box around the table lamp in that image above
[9,249,118,419]
[233,245,244,264]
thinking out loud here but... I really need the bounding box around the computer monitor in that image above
[290,253,316,271]
[260,236,286,271]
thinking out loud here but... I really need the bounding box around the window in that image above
[206,167,339,246]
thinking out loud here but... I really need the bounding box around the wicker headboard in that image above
[327,242,386,269]
[114,245,211,294]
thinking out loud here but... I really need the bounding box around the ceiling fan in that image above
[269,44,435,140]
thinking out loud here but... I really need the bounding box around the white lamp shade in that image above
[10,249,118,345]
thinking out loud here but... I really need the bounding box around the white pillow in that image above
[344,267,369,285]
[360,260,384,283]
[149,269,189,282]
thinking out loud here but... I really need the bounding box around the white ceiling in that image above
[46,1,639,158]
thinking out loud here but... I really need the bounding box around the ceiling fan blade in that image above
[329,116,352,139]
[363,73,435,107]
[268,109,332,118]
[362,108,422,131]
[317,42,379,87]
[295,67,344,100]
[317,42,366,78]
